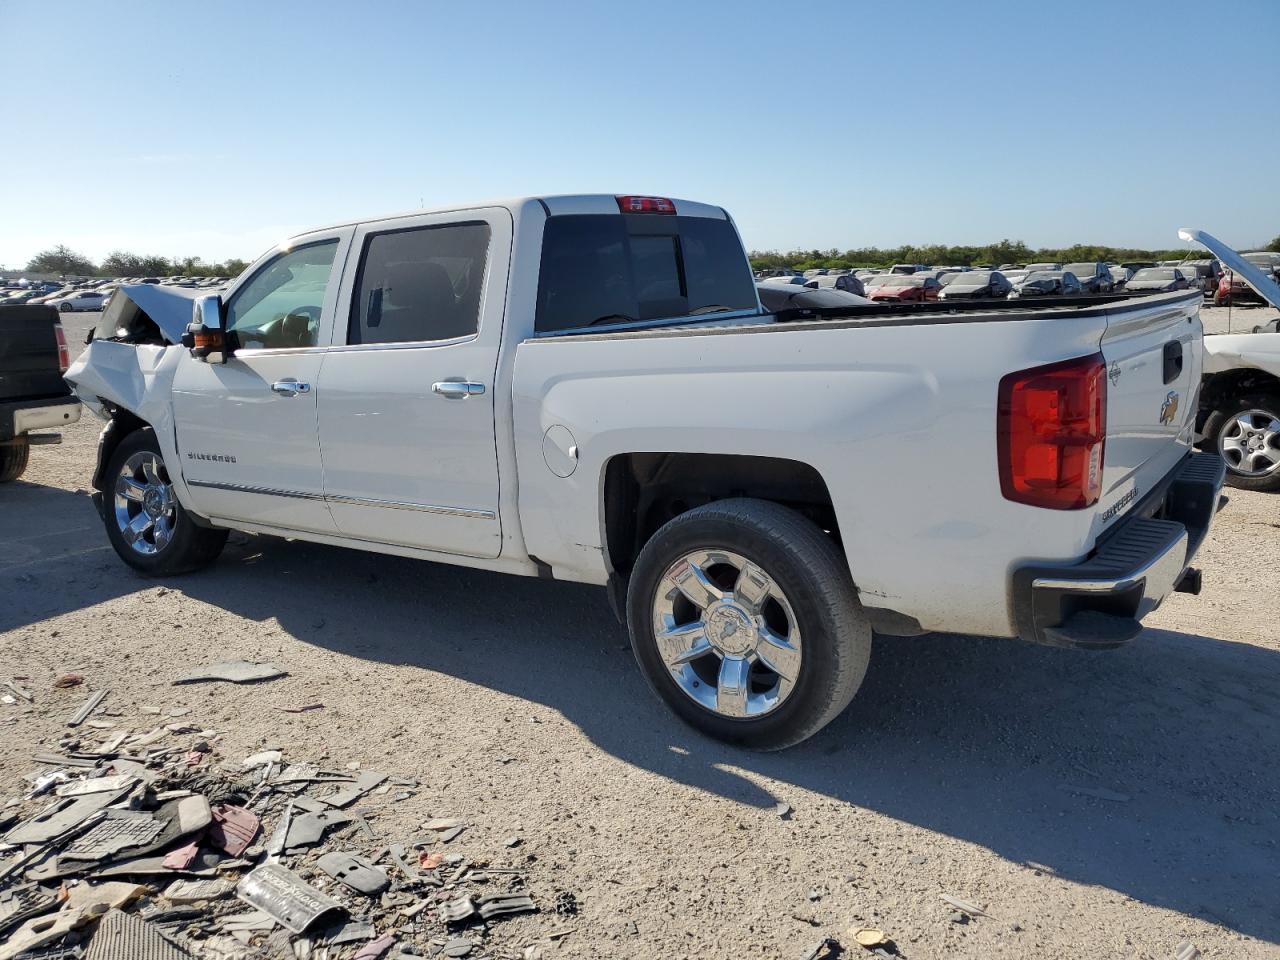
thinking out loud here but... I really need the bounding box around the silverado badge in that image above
[1159,390,1180,426]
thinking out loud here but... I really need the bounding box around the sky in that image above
[2,0,1278,269]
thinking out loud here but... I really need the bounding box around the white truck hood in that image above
[100,283,202,344]
[1178,227,1280,310]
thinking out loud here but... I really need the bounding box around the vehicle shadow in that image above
[2,515,1276,942]
[180,534,1279,944]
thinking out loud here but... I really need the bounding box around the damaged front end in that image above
[63,284,199,497]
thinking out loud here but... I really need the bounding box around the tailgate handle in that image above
[1162,341,1183,384]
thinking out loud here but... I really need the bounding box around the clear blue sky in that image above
[3,0,1277,269]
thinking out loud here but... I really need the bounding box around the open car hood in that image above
[1178,227,1280,310]
[99,283,202,344]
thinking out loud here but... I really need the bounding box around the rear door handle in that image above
[432,380,486,399]
[271,379,311,397]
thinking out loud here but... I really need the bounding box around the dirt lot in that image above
[2,305,1278,959]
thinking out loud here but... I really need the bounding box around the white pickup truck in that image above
[67,195,1225,749]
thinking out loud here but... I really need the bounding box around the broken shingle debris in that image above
[172,660,287,685]
[0,708,570,960]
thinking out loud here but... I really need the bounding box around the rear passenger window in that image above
[535,215,757,334]
[350,222,491,345]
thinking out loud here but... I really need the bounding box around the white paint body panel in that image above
[315,208,513,557]
[1203,332,1280,377]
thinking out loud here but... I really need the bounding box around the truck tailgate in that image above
[1096,292,1201,530]
[0,305,70,402]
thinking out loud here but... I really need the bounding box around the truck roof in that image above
[285,195,730,244]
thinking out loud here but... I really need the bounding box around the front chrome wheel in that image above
[651,549,802,719]
[113,451,176,555]
[1218,409,1280,478]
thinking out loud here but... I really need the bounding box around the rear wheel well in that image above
[603,453,841,581]
[1197,369,1280,438]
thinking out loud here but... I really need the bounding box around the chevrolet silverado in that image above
[65,195,1224,748]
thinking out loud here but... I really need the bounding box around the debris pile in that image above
[0,681,572,958]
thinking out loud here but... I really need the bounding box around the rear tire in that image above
[1204,393,1280,492]
[0,438,30,482]
[102,428,228,574]
[626,498,871,750]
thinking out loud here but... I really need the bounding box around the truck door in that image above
[172,230,352,533]
[315,209,511,558]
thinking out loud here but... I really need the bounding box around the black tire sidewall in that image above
[627,502,868,750]
[0,438,30,482]
[102,429,225,574]
[1205,393,1280,492]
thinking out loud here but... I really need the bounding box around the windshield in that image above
[951,271,989,285]
[1024,272,1060,283]
[870,276,922,288]
[1063,263,1095,276]
[1133,268,1176,281]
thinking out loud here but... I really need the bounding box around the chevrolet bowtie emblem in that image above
[1108,361,1122,387]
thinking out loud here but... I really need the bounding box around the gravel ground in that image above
[2,307,1278,959]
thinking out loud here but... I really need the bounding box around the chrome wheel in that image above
[651,549,802,719]
[1219,409,1280,477]
[113,451,176,555]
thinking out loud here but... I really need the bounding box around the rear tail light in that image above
[54,323,70,372]
[616,195,676,215]
[998,353,1106,510]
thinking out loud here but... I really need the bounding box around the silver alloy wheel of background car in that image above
[113,450,177,556]
[651,549,802,719]
[1218,409,1280,477]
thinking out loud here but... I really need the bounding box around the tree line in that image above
[749,236,1280,273]
[22,245,249,279]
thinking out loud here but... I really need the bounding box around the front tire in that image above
[626,498,871,750]
[102,428,228,574]
[0,438,30,482]
[1204,393,1280,492]
[58,302,73,312]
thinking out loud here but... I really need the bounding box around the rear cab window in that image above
[534,214,758,334]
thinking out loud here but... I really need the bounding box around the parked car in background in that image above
[1120,261,1157,273]
[1108,265,1132,290]
[755,283,871,313]
[865,275,941,301]
[45,290,108,312]
[1241,251,1280,282]
[1009,270,1082,298]
[937,270,1012,300]
[888,264,926,275]
[1125,267,1190,293]
[760,275,810,287]
[805,274,866,296]
[1002,269,1029,288]
[1024,262,1062,273]
[1062,262,1114,294]
[802,268,828,279]
[1215,270,1266,306]
[1176,260,1221,296]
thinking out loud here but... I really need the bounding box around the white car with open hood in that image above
[66,195,1225,749]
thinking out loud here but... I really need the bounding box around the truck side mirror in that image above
[181,295,227,363]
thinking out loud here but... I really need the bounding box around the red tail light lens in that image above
[998,353,1106,509]
[54,323,70,372]
[616,195,676,215]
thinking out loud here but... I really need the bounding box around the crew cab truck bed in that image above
[0,304,80,482]
[66,195,1223,749]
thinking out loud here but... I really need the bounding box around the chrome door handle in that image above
[432,380,486,399]
[271,379,311,397]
